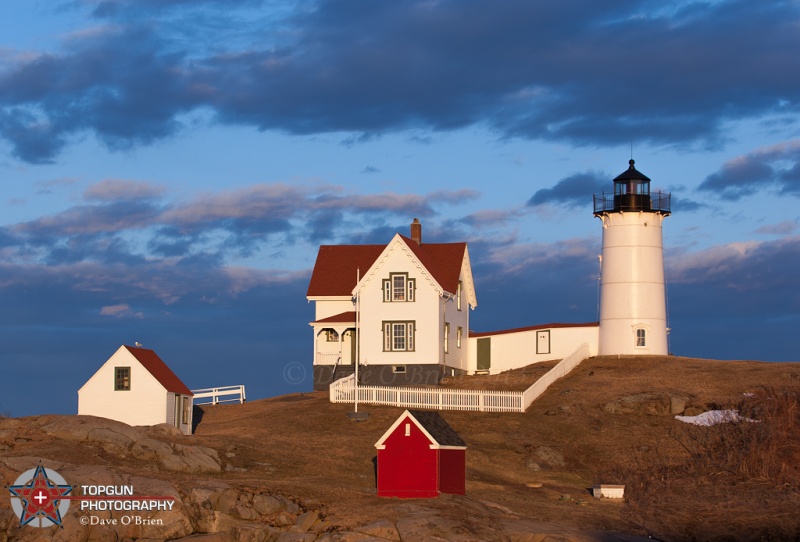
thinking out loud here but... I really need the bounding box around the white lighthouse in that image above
[594,160,671,356]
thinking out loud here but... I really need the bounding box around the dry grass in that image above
[611,386,800,541]
[4,355,800,540]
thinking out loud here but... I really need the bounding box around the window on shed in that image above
[115,367,130,391]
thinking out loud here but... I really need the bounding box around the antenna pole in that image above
[354,268,360,413]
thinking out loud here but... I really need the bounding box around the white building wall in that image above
[313,298,354,320]
[358,242,442,366]
[598,211,668,355]
[78,348,168,427]
[467,325,599,375]
[440,275,470,373]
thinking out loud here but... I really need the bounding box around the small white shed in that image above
[78,345,194,435]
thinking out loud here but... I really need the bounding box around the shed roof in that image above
[124,345,193,396]
[375,409,466,449]
[407,410,467,447]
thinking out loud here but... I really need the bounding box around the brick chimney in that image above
[410,218,422,244]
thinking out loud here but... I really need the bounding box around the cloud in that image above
[755,220,797,236]
[699,139,800,200]
[84,179,166,201]
[3,1,800,162]
[2,180,482,266]
[100,303,144,318]
[527,171,607,208]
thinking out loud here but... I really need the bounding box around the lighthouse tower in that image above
[593,160,671,355]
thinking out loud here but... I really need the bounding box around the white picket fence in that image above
[191,385,247,405]
[329,343,592,413]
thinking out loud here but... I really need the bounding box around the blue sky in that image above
[1,0,799,417]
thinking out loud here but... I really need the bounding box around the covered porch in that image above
[310,311,357,389]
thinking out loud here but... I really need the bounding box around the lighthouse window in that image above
[636,328,646,347]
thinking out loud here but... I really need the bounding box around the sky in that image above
[1,0,799,417]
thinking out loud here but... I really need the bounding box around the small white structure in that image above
[78,345,194,435]
[593,160,671,355]
[592,484,625,499]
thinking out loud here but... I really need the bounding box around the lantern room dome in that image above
[593,159,670,216]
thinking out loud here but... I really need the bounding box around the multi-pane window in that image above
[444,323,450,353]
[115,367,130,391]
[325,330,339,342]
[383,322,415,351]
[383,274,415,302]
[636,328,646,347]
[457,281,462,311]
[457,326,463,348]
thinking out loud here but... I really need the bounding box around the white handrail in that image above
[191,385,246,405]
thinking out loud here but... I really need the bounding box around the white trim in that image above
[374,409,450,449]
[353,235,444,298]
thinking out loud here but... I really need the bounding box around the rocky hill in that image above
[2,355,799,541]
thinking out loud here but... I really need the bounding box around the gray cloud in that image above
[3,1,800,162]
[699,140,800,200]
[528,171,607,208]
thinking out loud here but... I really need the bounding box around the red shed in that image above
[374,409,467,498]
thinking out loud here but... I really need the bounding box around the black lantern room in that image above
[593,160,670,216]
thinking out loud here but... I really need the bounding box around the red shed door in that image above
[377,418,439,498]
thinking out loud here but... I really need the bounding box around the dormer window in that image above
[383,273,415,302]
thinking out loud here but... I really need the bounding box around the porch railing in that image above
[191,385,247,405]
[329,343,592,413]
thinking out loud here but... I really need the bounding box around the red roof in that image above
[306,244,385,297]
[469,322,599,338]
[124,346,193,396]
[312,311,356,325]
[306,236,466,297]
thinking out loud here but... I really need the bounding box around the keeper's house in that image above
[78,345,194,435]
[307,219,477,389]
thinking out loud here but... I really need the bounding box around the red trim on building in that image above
[469,321,599,338]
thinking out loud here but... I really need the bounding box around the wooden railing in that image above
[191,385,247,405]
[329,343,592,413]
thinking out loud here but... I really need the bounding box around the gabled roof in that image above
[375,409,467,450]
[306,244,385,297]
[306,236,469,298]
[124,345,193,396]
[397,235,466,295]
